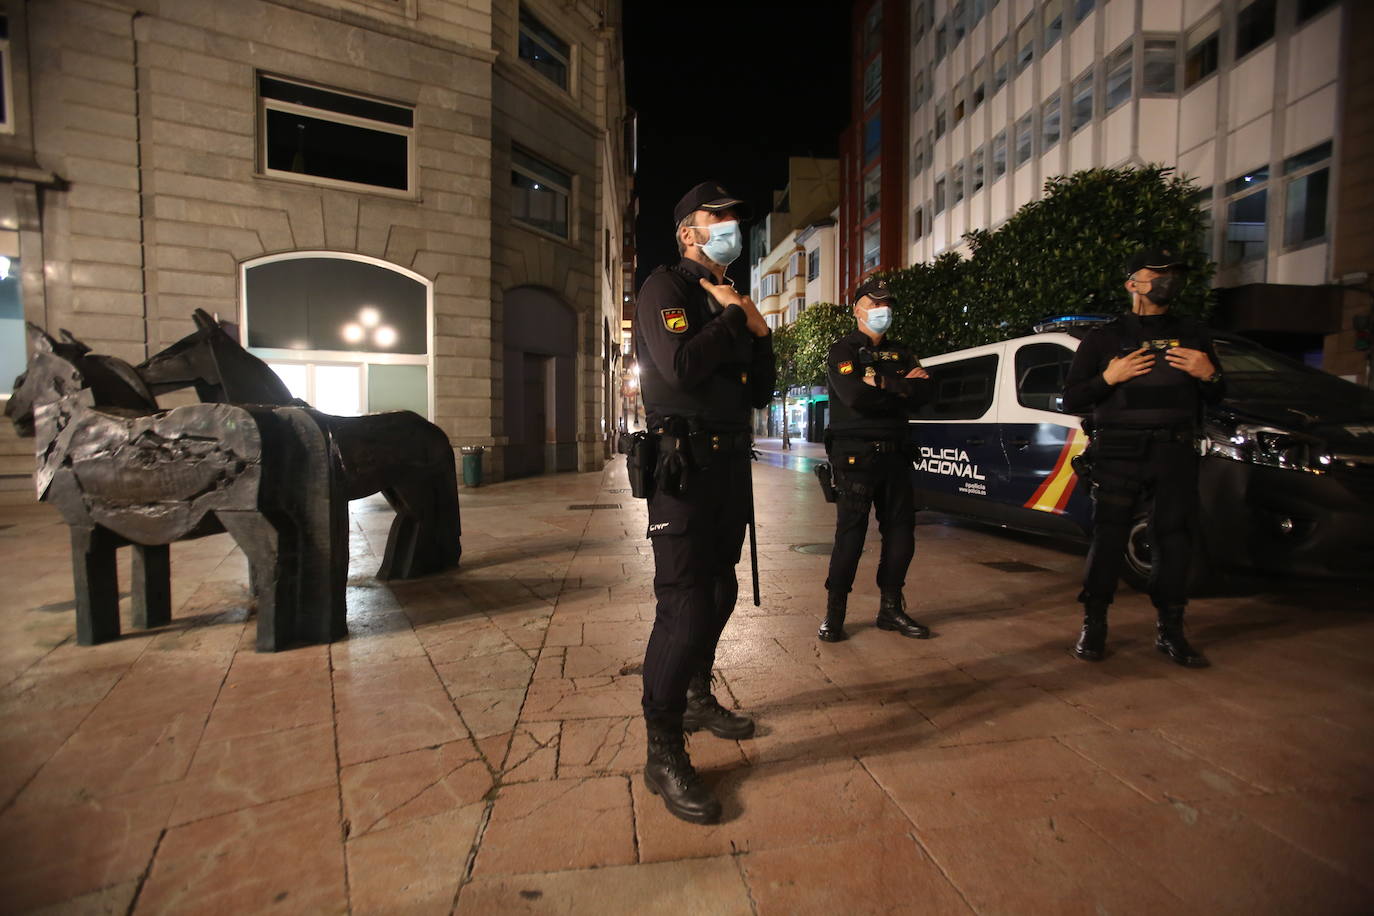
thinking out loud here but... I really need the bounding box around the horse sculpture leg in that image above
[131,544,171,630]
[70,525,121,645]
[218,510,295,652]
[377,458,461,580]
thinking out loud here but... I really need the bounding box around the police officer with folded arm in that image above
[1062,247,1225,667]
[818,277,933,643]
[632,181,774,824]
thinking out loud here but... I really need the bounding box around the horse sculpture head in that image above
[5,324,157,437]
[138,309,299,407]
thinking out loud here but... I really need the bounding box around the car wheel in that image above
[1120,513,1215,594]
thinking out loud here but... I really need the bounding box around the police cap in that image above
[673,181,749,225]
[1124,246,1185,276]
[853,275,893,306]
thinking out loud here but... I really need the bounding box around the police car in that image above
[908,317,1374,589]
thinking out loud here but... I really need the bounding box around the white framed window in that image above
[970,146,985,194]
[807,249,821,282]
[863,164,882,217]
[1224,166,1269,265]
[1015,15,1035,73]
[1014,113,1034,167]
[511,147,573,240]
[861,221,881,271]
[258,74,415,195]
[1042,93,1061,151]
[992,41,1009,93]
[1043,0,1064,52]
[864,56,882,108]
[1143,38,1178,96]
[1236,0,1276,62]
[1105,43,1132,113]
[1070,69,1093,133]
[1283,141,1332,250]
[934,175,947,214]
[519,6,572,90]
[1184,13,1220,90]
[785,251,804,281]
[992,130,1008,179]
[761,272,782,298]
[786,295,807,324]
[951,162,965,205]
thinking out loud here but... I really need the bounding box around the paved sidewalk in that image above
[0,458,1371,914]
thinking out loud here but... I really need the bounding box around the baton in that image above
[748,446,760,606]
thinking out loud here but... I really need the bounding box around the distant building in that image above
[840,0,1371,381]
[0,0,635,501]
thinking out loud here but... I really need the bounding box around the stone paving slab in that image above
[0,459,1371,914]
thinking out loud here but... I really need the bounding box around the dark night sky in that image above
[622,2,853,289]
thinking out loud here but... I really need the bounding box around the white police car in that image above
[908,317,1374,589]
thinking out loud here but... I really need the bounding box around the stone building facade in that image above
[0,0,632,502]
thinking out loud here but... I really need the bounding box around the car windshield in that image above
[1214,338,1374,411]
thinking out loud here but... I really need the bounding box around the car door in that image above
[997,337,1091,537]
[909,345,1009,519]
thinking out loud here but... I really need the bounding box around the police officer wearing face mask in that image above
[632,180,775,824]
[818,277,933,643]
[1062,247,1225,668]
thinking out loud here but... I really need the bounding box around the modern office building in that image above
[0,0,634,501]
[840,0,1370,380]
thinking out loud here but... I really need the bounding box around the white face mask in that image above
[687,220,743,267]
[863,305,892,334]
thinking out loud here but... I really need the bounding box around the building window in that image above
[914,1,930,42]
[952,162,965,205]
[934,175,947,214]
[1283,141,1332,249]
[1224,166,1269,265]
[971,0,988,28]
[1072,0,1095,26]
[863,165,882,217]
[258,75,415,194]
[1105,43,1132,113]
[1043,0,1064,52]
[864,56,882,108]
[970,146,985,194]
[1015,16,1035,74]
[1143,38,1177,95]
[863,2,883,57]
[972,61,987,110]
[1236,0,1276,61]
[519,6,571,90]
[953,79,967,125]
[1185,13,1220,89]
[1196,187,1215,261]
[863,116,882,164]
[807,248,821,281]
[785,252,803,282]
[761,272,782,298]
[913,136,926,177]
[913,206,925,240]
[913,70,928,110]
[935,21,948,62]
[952,0,969,46]
[935,102,947,139]
[0,15,11,135]
[992,129,1008,179]
[1014,113,1033,167]
[787,295,807,324]
[1042,93,1061,151]
[992,41,1009,93]
[511,147,572,239]
[861,221,882,270]
[1298,0,1338,23]
[1070,69,1093,133]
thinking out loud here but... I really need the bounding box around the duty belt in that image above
[1098,424,1194,444]
[833,437,904,453]
[652,427,753,457]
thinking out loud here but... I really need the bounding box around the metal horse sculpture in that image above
[137,309,461,581]
[5,325,345,650]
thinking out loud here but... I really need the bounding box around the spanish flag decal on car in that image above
[838,360,854,375]
[1024,428,1087,514]
[662,308,688,333]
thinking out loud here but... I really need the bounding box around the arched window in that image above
[241,252,431,417]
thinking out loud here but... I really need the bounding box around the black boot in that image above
[1073,606,1109,661]
[683,672,755,739]
[818,591,848,642]
[643,719,722,824]
[1156,606,1209,668]
[876,590,930,639]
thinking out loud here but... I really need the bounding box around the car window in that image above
[913,354,998,420]
[1215,337,1374,410]
[1015,342,1074,412]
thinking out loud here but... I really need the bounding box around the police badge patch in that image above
[661,308,688,333]
[838,360,854,375]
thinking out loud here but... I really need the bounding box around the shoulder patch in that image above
[661,308,688,334]
[838,360,853,375]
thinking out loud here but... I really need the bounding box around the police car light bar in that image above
[1032,314,1115,333]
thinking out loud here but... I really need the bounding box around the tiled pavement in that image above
[0,453,1371,915]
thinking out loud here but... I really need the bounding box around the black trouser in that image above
[1083,434,1198,610]
[825,439,915,594]
[641,450,750,722]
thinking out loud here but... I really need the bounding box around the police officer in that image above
[818,277,933,643]
[633,180,775,824]
[1062,247,1225,667]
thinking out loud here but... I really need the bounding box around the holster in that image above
[815,461,837,503]
[621,430,657,499]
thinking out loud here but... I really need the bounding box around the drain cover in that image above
[567,504,621,510]
[980,560,1052,573]
[791,543,835,555]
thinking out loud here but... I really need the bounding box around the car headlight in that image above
[1204,421,1330,473]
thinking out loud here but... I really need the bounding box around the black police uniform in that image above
[633,256,775,728]
[1063,304,1224,665]
[818,302,932,641]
